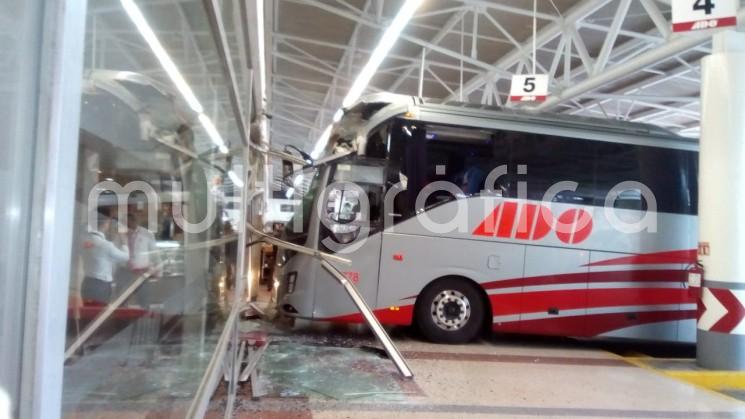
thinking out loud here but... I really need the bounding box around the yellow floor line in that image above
[665,371,745,391]
[602,350,745,405]
[619,351,651,359]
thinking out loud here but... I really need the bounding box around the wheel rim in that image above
[430,289,471,331]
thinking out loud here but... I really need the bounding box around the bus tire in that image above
[415,277,484,344]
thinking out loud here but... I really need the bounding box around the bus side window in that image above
[508,132,596,204]
[595,141,696,215]
[595,141,643,210]
[386,119,516,220]
[637,147,693,215]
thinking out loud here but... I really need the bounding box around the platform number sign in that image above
[509,74,548,103]
[672,0,738,32]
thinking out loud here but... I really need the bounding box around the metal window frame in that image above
[185,1,256,417]
[19,0,88,418]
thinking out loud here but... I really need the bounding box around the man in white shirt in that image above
[123,213,161,307]
[81,213,129,304]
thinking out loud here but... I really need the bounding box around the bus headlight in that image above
[286,272,298,294]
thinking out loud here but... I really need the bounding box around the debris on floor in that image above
[244,341,416,402]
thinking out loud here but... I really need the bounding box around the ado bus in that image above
[277,94,699,344]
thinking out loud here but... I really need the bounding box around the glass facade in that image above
[0,0,46,415]
[60,0,249,416]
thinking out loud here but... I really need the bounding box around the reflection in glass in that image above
[62,1,246,415]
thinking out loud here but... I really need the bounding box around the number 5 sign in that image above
[509,74,548,103]
[672,0,738,32]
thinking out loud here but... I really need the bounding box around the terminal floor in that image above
[209,322,745,419]
[63,317,745,418]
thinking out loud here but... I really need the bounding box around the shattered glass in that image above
[251,341,411,402]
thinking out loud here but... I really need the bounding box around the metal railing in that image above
[64,260,168,360]
[244,222,414,379]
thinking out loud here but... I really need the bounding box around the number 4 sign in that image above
[509,74,548,103]
[672,0,738,33]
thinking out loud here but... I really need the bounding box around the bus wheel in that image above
[415,278,484,344]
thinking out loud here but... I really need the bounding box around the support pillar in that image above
[697,30,745,370]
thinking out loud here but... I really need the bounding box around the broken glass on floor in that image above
[250,341,415,402]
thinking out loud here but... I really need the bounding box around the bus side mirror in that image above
[324,187,362,244]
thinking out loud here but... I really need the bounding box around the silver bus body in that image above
[277,95,699,343]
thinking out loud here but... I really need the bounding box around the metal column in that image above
[697,30,745,370]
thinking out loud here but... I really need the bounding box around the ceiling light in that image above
[228,170,244,188]
[122,0,230,154]
[311,0,423,158]
[311,125,333,159]
[198,114,229,153]
[256,0,267,105]
[341,0,423,108]
[120,0,203,114]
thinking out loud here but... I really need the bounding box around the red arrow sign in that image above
[709,288,745,333]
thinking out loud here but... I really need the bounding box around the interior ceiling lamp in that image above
[121,0,229,154]
[228,169,245,188]
[311,0,424,158]
[256,0,267,107]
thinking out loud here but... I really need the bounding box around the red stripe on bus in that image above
[401,269,688,300]
[489,293,523,316]
[584,249,697,267]
[498,310,697,337]
[481,269,688,291]
[488,288,691,320]
[584,288,692,308]
[513,289,586,312]
[492,288,691,315]
[325,290,693,328]
[323,305,415,325]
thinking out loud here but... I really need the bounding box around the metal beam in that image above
[640,0,672,39]
[566,65,700,117]
[582,93,700,103]
[295,0,512,76]
[204,0,249,146]
[534,10,745,112]
[448,0,613,101]
[306,0,373,140]
[273,32,541,73]
[592,0,631,76]
[389,8,468,91]
[453,0,558,22]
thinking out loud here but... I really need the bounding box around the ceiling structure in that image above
[269,0,744,161]
[82,0,744,190]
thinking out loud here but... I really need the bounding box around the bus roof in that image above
[343,93,696,147]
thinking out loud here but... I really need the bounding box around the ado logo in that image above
[473,202,593,244]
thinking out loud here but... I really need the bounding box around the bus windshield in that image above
[283,167,321,244]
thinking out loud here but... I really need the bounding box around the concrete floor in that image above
[63,311,745,418]
[216,322,745,419]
